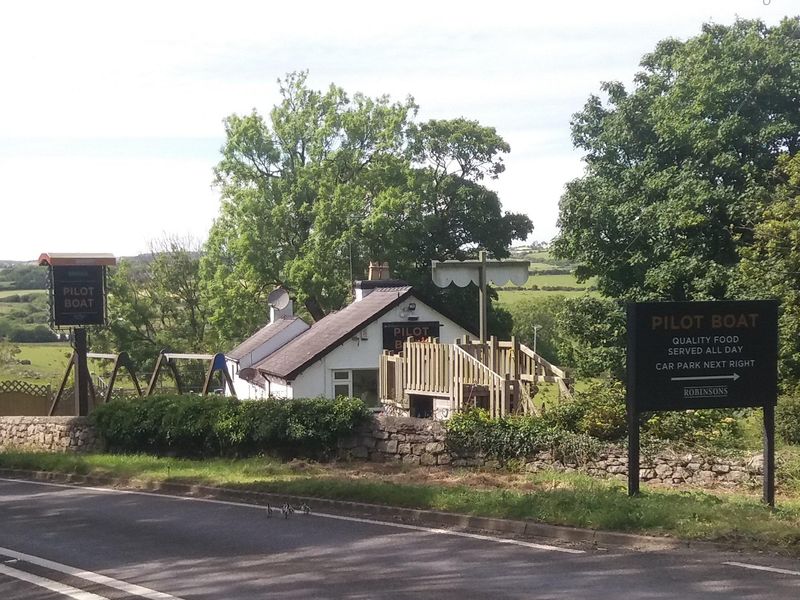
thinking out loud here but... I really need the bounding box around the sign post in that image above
[626,300,778,505]
[39,253,116,416]
[431,251,529,344]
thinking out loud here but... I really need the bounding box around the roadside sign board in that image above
[627,300,778,412]
[382,321,440,351]
[51,265,106,327]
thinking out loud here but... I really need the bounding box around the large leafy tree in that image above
[554,18,800,301]
[94,237,209,373]
[203,72,532,346]
[734,154,800,386]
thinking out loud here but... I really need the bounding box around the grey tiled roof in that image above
[255,286,412,381]
[227,317,305,361]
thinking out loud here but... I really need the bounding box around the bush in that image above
[574,381,627,441]
[445,409,602,465]
[91,394,370,458]
[777,394,800,445]
[641,408,744,451]
[539,380,627,441]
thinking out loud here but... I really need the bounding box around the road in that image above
[0,478,798,599]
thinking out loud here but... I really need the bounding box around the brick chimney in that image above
[367,261,391,281]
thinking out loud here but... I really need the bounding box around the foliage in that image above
[554,18,800,302]
[90,394,370,459]
[94,237,210,373]
[574,381,627,441]
[445,409,602,465]
[0,264,47,290]
[734,154,800,386]
[508,295,562,363]
[553,296,626,378]
[202,71,532,346]
[0,320,57,343]
[641,409,744,451]
[777,393,800,445]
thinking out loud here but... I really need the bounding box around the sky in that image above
[0,0,791,261]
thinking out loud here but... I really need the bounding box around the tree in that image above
[554,18,800,301]
[554,296,626,379]
[508,295,563,364]
[203,72,532,346]
[94,236,209,372]
[734,153,800,386]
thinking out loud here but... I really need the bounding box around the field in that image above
[496,249,601,309]
[0,288,46,298]
[0,342,71,386]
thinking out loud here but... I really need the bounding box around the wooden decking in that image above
[379,336,572,418]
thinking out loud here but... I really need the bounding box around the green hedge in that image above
[445,409,603,465]
[90,395,370,459]
[446,380,751,465]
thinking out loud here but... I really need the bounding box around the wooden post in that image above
[511,336,520,380]
[74,328,89,416]
[764,403,776,507]
[478,250,487,344]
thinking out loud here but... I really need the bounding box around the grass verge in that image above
[1,451,799,554]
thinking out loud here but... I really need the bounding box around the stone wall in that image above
[0,414,763,487]
[0,416,103,453]
[338,415,762,487]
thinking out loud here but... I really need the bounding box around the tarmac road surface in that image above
[1,478,799,599]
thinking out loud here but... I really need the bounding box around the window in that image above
[333,370,351,398]
[331,369,378,406]
[352,369,378,407]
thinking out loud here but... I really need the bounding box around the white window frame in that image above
[332,370,352,397]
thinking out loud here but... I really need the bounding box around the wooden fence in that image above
[0,380,53,416]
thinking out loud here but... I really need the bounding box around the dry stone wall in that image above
[0,416,103,453]
[338,415,762,487]
[0,414,762,487]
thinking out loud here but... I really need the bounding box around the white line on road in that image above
[723,561,800,577]
[0,563,110,600]
[0,477,585,555]
[0,546,185,599]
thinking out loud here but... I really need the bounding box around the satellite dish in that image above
[267,287,290,310]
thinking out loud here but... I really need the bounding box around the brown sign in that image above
[382,321,440,351]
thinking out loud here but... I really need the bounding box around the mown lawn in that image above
[1,451,799,554]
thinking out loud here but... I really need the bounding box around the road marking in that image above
[0,563,110,600]
[0,546,184,599]
[723,561,800,577]
[671,373,740,382]
[0,477,585,555]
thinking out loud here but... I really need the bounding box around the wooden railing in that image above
[452,345,512,418]
[378,335,573,419]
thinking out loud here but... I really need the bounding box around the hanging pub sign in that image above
[38,253,116,328]
[383,321,440,351]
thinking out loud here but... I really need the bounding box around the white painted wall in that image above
[225,318,309,399]
[289,294,470,399]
